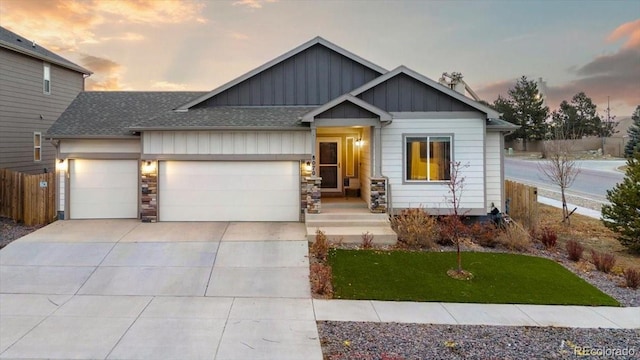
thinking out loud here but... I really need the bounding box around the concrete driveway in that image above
[0,220,322,360]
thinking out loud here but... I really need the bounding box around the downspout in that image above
[378,120,393,214]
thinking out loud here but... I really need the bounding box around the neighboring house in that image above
[0,26,91,174]
[47,37,517,222]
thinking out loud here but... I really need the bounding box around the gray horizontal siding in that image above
[0,47,84,174]
[358,73,477,112]
[197,44,381,107]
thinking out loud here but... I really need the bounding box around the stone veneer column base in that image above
[141,161,157,222]
[370,177,387,213]
[305,177,322,214]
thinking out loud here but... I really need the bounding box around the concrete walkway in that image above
[538,196,603,220]
[313,300,640,329]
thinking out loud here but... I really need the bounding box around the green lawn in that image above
[328,249,620,306]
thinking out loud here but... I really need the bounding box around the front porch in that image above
[304,124,388,212]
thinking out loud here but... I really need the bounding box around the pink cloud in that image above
[232,0,277,9]
[0,0,205,52]
[607,19,640,49]
[80,55,126,91]
[476,19,640,116]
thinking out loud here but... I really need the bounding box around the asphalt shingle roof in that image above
[486,118,519,130]
[0,26,90,74]
[130,106,317,130]
[47,92,207,137]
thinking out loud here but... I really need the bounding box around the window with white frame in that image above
[405,135,452,181]
[43,63,51,94]
[34,132,42,161]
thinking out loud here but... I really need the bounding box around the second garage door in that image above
[159,161,300,221]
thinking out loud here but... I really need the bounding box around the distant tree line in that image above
[488,76,637,150]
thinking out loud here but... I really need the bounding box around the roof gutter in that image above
[45,134,139,140]
[127,126,311,132]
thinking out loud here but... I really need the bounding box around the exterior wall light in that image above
[142,160,156,174]
[55,158,67,171]
[305,161,312,172]
[355,138,363,147]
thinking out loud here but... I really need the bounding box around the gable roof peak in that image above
[175,36,388,110]
[350,65,500,118]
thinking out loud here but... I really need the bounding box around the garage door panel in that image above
[71,188,137,204]
[160,205,296,222]
[71,176,135,189]
[70,160,138,219]
[159,161,299,221]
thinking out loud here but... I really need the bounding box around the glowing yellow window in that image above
[405,136,451,181]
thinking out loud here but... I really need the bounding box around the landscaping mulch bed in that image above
[319,322,639,360]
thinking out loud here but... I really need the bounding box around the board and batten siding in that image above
[197,44,381,107]
[381,118,485,213]
[143,131,311,155]
[0,47,84,174]
[485,132,503,212]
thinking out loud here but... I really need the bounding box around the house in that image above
[0,26,91,174]
[47,37,517,222]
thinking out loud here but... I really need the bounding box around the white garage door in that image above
[70,159,138,219]
[159,161,299,221]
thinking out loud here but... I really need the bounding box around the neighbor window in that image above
[405,135,451,181]
[43,63,50,94]
[34,132,42,161]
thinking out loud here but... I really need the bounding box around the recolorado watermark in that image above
[574,346,636,357]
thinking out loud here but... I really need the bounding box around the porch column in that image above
[373,124,382,176]
[310,127,317,176]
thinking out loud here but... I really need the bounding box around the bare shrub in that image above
[590,250,616,273]
[310,229,329,263]
[566,239,584,261]
[468,221,499,248]
[390,208,438,248]
[310,263,333,296]
[361,231,374,249]
[538,227,558,249]
[495,224,531,251]
[623,268,640,289]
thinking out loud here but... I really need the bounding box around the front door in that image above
[317,137,341,192]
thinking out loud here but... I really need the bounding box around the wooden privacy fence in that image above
[0,168,56,225]
[505,180,538,229]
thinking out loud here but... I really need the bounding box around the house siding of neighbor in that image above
[48,37,517,222]
[0,26,90,174]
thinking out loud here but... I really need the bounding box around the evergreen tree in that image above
[601,151,640,253]
[624,105,640,158]
[549,92,601,139]
[500,76,549,150]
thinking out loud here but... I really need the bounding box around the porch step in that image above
[306,218,390,228]
[306,226,398,245]
[305,213,389,221]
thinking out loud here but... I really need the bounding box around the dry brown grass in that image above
[537,204,640,270]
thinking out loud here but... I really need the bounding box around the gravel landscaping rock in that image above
[0,217,42,249]
[319,322,639,360]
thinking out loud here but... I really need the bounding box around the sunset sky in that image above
[1,0,638,116]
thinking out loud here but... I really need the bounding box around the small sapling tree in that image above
[539,140,580,225]
[443,161,472,279]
